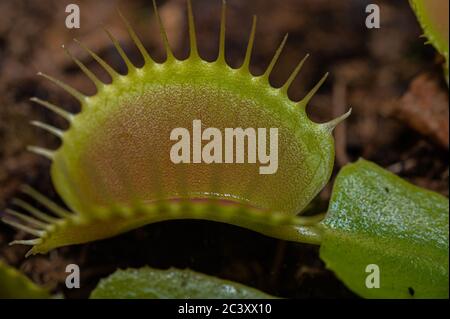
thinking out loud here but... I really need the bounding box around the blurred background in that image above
[0,0,448,298]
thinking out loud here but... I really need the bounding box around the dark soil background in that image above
[0,0,448,298]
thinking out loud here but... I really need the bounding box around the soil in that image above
[0,0,448,298]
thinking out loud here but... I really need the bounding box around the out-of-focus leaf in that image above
[90,267,276,299]
[410,0,449,83]
[319,159,449,298]
[0,260,50,299]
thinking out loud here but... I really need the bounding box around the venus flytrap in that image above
[2,0,345,255]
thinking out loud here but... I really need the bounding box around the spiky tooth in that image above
[30,121,63,138]
[299,72,329,106]
[217,0,227,63]
[62,44,104,90]
[9,239,42,246]
[1,218,44,237]
[27,146,54,160]
[37,72,86,102]
[20,185,72,218]
[25,249,37,258]
[12,198,58,223]
[262,33,288,80]
[152,0,175,61]
[5,209,48,229]
[241,15,257,72]
[321,108,352,132]
[187,0,199,59]
[29,97,73,122]
[281,54,309,94]
[104,29,135,72]
[73,38,120,79]
[117,9,154,65]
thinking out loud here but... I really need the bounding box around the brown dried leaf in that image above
[392,74,449,148]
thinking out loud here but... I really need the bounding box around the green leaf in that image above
[410,0,449,83]
[319,159,449,298]
[90,267,276,299]
[0,260,50,299]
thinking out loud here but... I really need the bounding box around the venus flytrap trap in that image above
[2,0,345,255]
[0,0,448,299]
